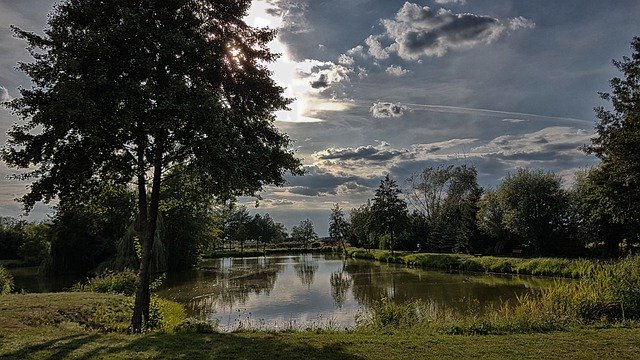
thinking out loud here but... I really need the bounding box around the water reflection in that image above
[293,254,318,288]
[330,271,352,308]
[155,254,561,329]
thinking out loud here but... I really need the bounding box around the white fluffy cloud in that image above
[370,102,408,118]
[386,65,410,76]
[0,86,12,103]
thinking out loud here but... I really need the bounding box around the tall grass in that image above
[349,249,600,278]
[357,256,640,334]
[72,270,185,331]
[0,266,14,295]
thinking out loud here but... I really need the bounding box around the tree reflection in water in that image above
[330,271,352,308]
[293,254,318,288]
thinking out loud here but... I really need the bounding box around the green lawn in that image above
[1,293,640,360]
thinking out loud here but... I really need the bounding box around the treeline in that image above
[0,175,319,275]
[332,165,638,258]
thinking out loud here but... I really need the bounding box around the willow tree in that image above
[2,0,301,332]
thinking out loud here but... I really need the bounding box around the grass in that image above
[203,246,338,259]
[0,266,14,295]
[348,248,601,278]
[1,293,640,359]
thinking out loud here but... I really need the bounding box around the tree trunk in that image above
[131,142,163,332]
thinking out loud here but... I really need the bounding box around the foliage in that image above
[291,219,318,248]
[370,175,408,252]
[0,217,25,260]
[161,170,222,271]
[18,222,51,266]
[496,168,568,255]
[406,165,482,253]
[584,37,640,238]
[329,204,349,254]
[174,318,218,334]
[221,205,252,252]
[45,184,136,275]
[569,168,626,257]
[348,248,599,278]
[0,266,14,295]
[72,271,139,296]
[3,0,302,331]
[348,202,374,248]
[540,256,640,322]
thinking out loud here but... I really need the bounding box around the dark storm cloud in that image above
[377,2,534,59]
[282,166,378,197]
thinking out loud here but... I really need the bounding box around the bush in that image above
[0,266,14,295]
[174,318,218,334]
[73,270,138,295]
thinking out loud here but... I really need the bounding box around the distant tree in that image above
[371,174,408,253]
[584,37,640,244]
[476,189,512,254]
[248,213,284,251]
[329,204,349,254]
[291,219,318,248]
[406,165,481,252]
[222,206,252,252]
[497,168,567,255]
[2,1,302,331]
[348,202,374,249]
[570,168,626,257]
[19,222,51,266]
[0,218,26,260]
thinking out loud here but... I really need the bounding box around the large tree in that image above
[2,0,301,331]
[371,174,407,253]
[291,219,318,248]
[584,37,640,243]
[497,168,567,255]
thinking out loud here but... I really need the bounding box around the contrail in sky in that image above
[372,100,594,125]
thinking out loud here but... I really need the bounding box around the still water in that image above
[155,254,557,330]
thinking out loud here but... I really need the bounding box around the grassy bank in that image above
[347,248,601,278]
[203,246,337,259]
[2,293,640,360]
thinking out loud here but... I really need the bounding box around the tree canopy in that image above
[584,36,640,240]
[2,0,301,331]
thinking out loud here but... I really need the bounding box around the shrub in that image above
[73,270,138,295]
[174,318,218,333]
[0,266,14,295]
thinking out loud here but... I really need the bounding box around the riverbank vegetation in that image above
[2,290,640,359]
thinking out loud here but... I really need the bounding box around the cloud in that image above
[281,165,378,197]
[307,63,352,89]
[370,102,408,118]
[376,2,534,59]
[502,118,528,123]
[313,144,408,162]
[338,54,355,66]
[509,16,536,30]
[472,127,592,161]
[0,87,12,103]
[365,35,390,60]
[264,0,311,33]
[386,65,410,76]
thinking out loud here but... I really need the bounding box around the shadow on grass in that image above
[1,332,363,360]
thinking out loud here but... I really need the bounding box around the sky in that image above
[1,0,639,235]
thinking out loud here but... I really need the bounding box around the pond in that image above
[154,253,558,330]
